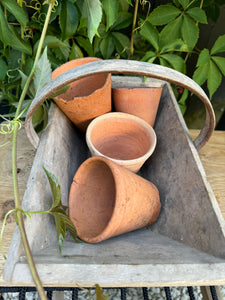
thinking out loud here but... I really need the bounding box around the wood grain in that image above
[0,127,35,286]
[0,127,224,286]
[191,130,225,219]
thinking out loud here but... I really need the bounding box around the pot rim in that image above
[52,57,111,102]
[86,112,157,167]
[69,156,134,243]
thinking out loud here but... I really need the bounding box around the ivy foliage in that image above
[0,0,225,118]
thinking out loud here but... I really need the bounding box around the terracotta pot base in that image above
[112,87,162,127]
[69,156,161,243]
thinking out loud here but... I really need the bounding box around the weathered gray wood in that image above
[25,60,215,150]
[140,82,225,258]
[4,77,225,286]
[10,230,225,286]
[3,103,88,281]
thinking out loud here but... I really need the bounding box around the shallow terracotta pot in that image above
[112,87,162,127]
[69,156,161,243]
[86,112,157,173]
[52,57,111,131]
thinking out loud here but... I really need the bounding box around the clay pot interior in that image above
[69,159,116,240]
[69,156,161,243]
[51,57,112,132]
[52,58,109,101]
[86,112,157,172]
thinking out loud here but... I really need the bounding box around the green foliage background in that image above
[0,0,225,121]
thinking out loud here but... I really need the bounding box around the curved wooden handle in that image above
[25,59,215,149]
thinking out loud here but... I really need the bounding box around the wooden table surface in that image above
[0,128,225,289]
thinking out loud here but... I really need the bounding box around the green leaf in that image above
[111,12,133,30]
[125,0,133,6]
[32,105,44,126]
[82,0,102,42]
[58,212,78,242]
[196,48,210,67]
[75,36,94,56]
[193,64,209,86]
[33,48,52,95]
[207,60,222,99]
[211,34,225,55]
[50,85,71,98]
[0,6,32,55]
[148,4,181,25]
[178,0,190,9]
[159,16,182,47]
[182,15,199,49]
[139,21,159,51]
[160,39,189,53]
[211,56,225,76]
[18,70,35,98]
[0,58,7,81]
[186,7,207,24]
[102,0,119,31]
[59,0,79,41]
[69,41,84,60]
[160,53,185,73]
[159,57,170,68]
[178,88,189,115]
[52,40,70,61]
[1,0,28,26]
[95,284,108,300]
[43,167,61,209]
[100,34,115,58]
[50,207,79,247]
[112,32,130,58]
[51,212,66,254]
[141,51,156,63]
[34,36,68,54]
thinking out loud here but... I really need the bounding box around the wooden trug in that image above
[4,75,225,286]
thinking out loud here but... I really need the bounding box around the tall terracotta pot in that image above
[86,112,157,173]
[112,87,162,127]
[52,57,111,131]
[69,156,161,243]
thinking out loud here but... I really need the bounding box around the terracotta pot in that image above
[69,156,161,243]
[112,87,162,127]
[52,57,111,131]
[86,112,157,173]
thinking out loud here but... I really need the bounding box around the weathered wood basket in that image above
[4,60,225,286]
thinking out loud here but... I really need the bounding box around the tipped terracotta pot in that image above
[112,87,162,127]
[69,156,161,243]
[86,112,157,173]
[52,57,111,131]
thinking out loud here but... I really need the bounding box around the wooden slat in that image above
[190,130,225,219]
[0,128,224,286]
[0,128,36,286]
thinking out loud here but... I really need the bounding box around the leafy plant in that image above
[1,0,225,119]
[43,166,80,253]
[1,0,225,298]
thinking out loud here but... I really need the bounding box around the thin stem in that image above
[128,0,139,59]
[17,0,25,66]
[11,1,55,299]
[15,1,53,118]
[28,210,50,215]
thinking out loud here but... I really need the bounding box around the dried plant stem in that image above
[128,0,139,59]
